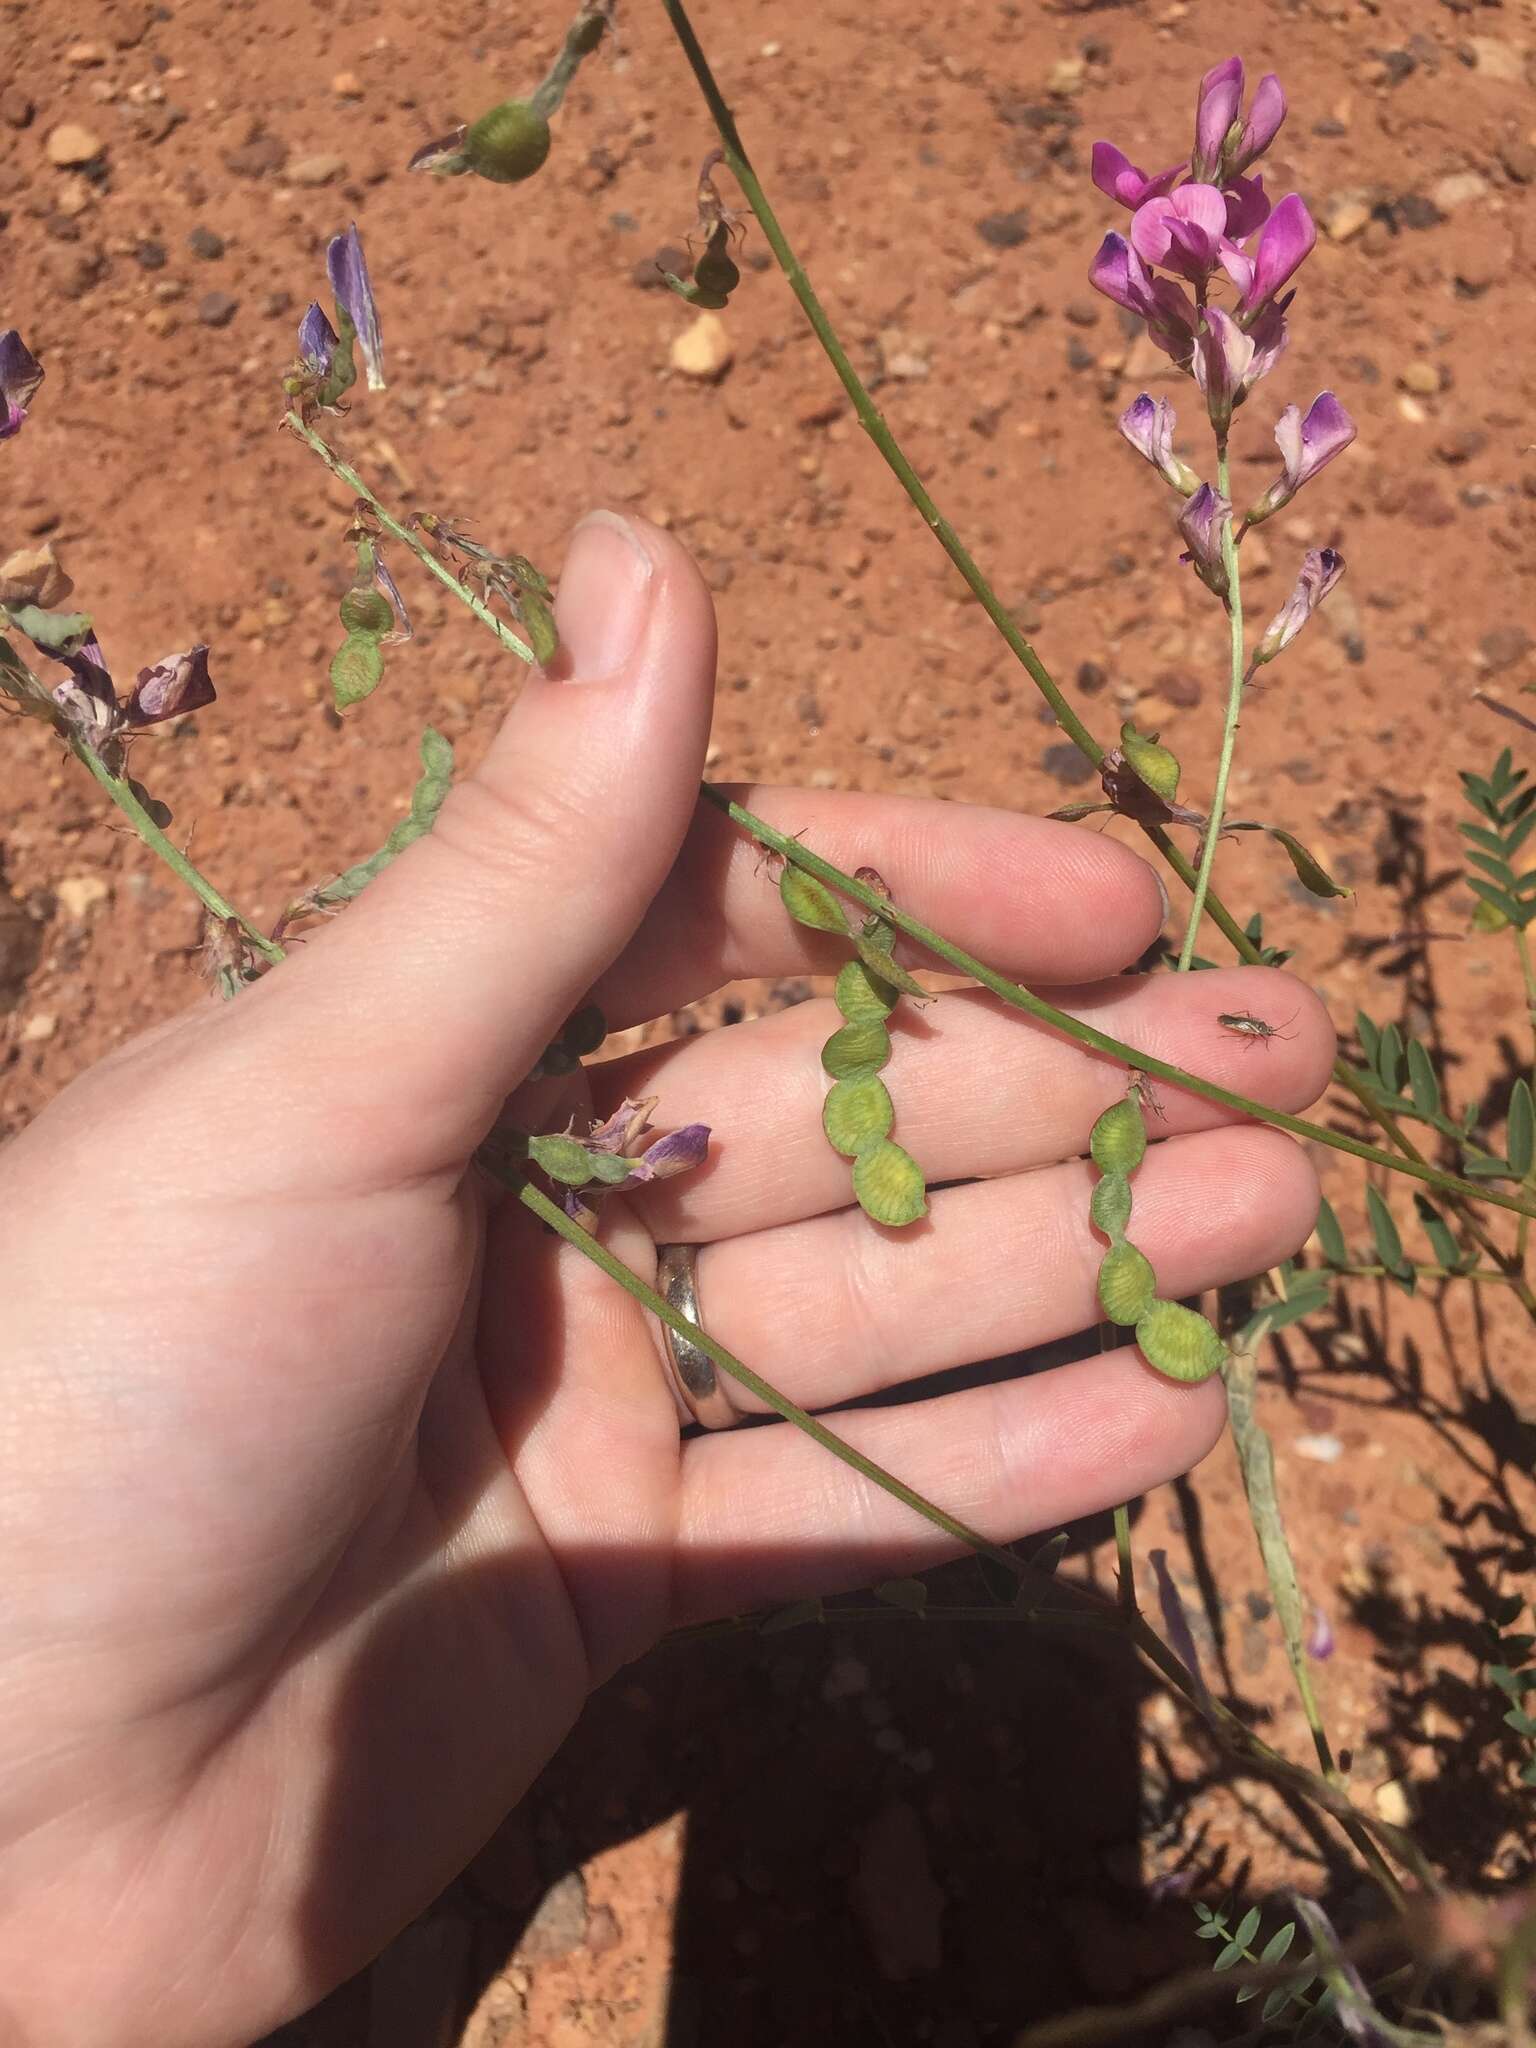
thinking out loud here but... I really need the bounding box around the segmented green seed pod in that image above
[1119,722,1181,802]
[1090,1171,1134,1240]
[339,587,394,636]
[1134,1299,1226,1383]
[331,631,385,709]
[851,1139,928,1227]
[780,866,850,935]
[821,1018,892,1079]
[1089,1096,1148,1177]
[1098,1240,1157,1325]
[835,959,899,1026]
[464,100,553,185]
[823,1073,895,1157]
[854,935,924,996]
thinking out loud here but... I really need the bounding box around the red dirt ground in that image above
[4,0,1536,2041]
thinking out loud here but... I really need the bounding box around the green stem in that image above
[281,411,535,663]
[1337,1261,1517,1285]
[1112,1502,1136,1618]
[1176,449,1244,972]
[703,784,1536,1221]
[73,740,284,964]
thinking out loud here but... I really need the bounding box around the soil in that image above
[4,0,1536,2041]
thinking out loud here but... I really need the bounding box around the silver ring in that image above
[655,1243,740,1430]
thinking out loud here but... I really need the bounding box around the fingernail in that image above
[1154,870,1171,926]
[552,510,656,682]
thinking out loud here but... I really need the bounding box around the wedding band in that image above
[655,1243,740,1430]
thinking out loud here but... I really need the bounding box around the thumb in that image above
[246,510,717,1173]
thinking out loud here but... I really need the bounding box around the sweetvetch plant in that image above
[7,9,1536,2037]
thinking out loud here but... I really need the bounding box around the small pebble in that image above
[1397,360,1442,396]
[196,290,239,328]
[1293,1433,1344,1463]
[976,208,1031,249]
[134,238,166,269]
[187,224,225,260]
[286,153,346,187]
[669,311,733,380]
[331,70,365,98]
[45,122,106,166]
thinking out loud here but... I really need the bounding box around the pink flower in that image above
[1090,141,1185,211]
[1129,182,1229,282]
[1222,174,1271,241]
[1246,391,1356,523]
[1193,56,1287,182]
[1177,482,1232,598]
[1222,193,1316,313]
[1088,233,1199,364]
[1117,394,1201,493]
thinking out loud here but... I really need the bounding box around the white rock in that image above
[1293,1432,1344,1463]
[55,875,110,919]
[669,311,733,381]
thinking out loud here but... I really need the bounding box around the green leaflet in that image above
[851,1140,928,1227]
[823,1073,894,1157]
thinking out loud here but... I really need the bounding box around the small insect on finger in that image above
[1217,1008,1297,1046]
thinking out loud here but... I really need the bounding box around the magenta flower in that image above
[1118,394,1201,493]
[1129,183,1229,283]
[1246,391,1356,524]
[1177,483,1232,598]
[326,225,385,392]
[1192,57,1286,183]
[124,645,217,727]
[1090,141,1185,211]
[1222,174,1271,241]
[1222,192,1316,313]
[1088,234,1199,363]
[1192,306,1255,430]
[1253,547,1344,664]
[0,329,43,440]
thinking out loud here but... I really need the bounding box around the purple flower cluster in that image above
[1090,58,1356,661]
[558,1096,711,1226]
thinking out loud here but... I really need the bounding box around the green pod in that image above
[1089,1096,1147,1177]
[780,866,850,935]
[339,587,394,637]
[331,630,385,709]
[528,1133,599,1186]
[821,1017,892,1079]
[1098,1241,1157,1325]
[518,588,559,666]
[1119,721,1181,802]
[823,1073,895,1158]
[835,959,899,1026]
[1134,1299,1226,1383]
[854,934,925,997]
[851,1139,928,1227]
[1090,1171,1133,1241]
[464,100,553,185]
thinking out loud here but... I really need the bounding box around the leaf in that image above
[1098,1241,1157,1325]
[331,630,385,708]
[821,1018,892,1080]
[1213,1939,1246,1972]
[1504,1707,1536,1738]
[1027,1529,1069,1577]
[835,959,899,1026]
[779,865,850,935]
[1242,1276,1331,1341]
[1509,1079,1535,1178]
[1469,878,1530,928]
[1354,1010,1381,1069]
[1134,1299,1225,1383]
[1090,1171,1134,1240]
[1365,1186,1409,1282]
[1225,1351,1310,1693]
[822,1073,895,1157]
[1260,1921,1298,1965]
[1375,1022,1403,1096]
[873,1577,928,1616]
[1314,1198,1348,1266]
[1233,1908,1263,1953]
[1413,1195,1463,1273]
[853,934,927,997]
[1260,1983,1303,2023]
[1406,1039,1441,1118]
[310,728,455,910]
[1473,894,1512,933]
[851,1140,928,1227]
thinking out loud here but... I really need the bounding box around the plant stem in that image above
[282,411,535,663]
[702,784,1536,1221]
[1176,449,1244,971]
[72,739,284,964]
[1112,1503,1136,1617]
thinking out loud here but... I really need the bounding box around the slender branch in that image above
[1176,450,1245,971]
[281,411,536,663]
[703,785,1536,1220]
[72,739,284,965]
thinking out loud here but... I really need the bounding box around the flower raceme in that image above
[285,226,385,416]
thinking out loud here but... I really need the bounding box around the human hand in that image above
[0,511,1333,2047]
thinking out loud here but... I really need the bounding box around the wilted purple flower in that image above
[1177,483,1232,598]
[51,639,118,745]
[297,302,339,377]
[1306,1602,1335,1661]
[1090,141,1185,211]
[1222,173,1271,241]
[372,549,413,645]
[0,329,43,440]
[588,1096,655,1155]
[1192,306,1256,431]
[1117,394,1201,494]
[1088,234,1199,364]
[1247,391,1356,524]
[326,225,385,392]
[1149,1549,1208,1693]
[123,645,217,727]
[1222,192,1316,313]
[1192,57,1286,183]
[1130,182,1229,282]
[622,1123,711,1186]
[1253,547,1344,665]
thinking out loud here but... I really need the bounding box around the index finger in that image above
[590,785,1168,1028]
